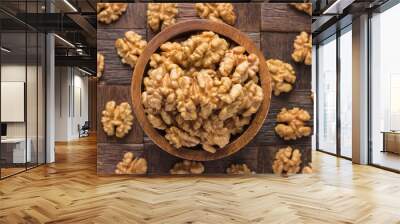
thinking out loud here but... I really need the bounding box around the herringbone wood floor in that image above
[1,135,400,224]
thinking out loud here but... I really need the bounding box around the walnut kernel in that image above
[147,3,178,32]
[226,164,255,175]
[275,107,311,140]
[101,101,133,138]
[115,31,147,68]
[97,3,128,24]
[272,146,302,175]
[266,59,296,96]
[170,160,205,175]
[292,32,312,65]
[97,53,104,79]
[115,152,147,174]
[290,3,312,16]
[195,3,236,25]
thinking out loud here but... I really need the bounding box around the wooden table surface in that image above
[97,3,312,175]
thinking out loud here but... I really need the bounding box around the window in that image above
[317,35,337,154]
[370,3,400,171]
[339,27,352,158]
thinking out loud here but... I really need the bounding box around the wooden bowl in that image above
[131,20,271,161]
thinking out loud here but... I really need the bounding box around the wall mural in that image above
[96,2,313,176]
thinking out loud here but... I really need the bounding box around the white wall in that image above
[1,64,45,164]
[54,67,89,141]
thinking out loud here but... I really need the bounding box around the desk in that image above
[382,131,400,154]
[1,138,31,163]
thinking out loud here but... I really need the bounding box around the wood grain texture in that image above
[97,3,146,29]
[2,137,400,223]
[97,85,143,144]
[174,3,260,32]
[132,20,271,161]
[261,3,311,33]
[97,28,146,85]
[97,143,145,175]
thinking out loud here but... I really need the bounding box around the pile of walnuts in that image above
[97,3,128,24]
[141,31,264,153]
[275,107,311,140]
[115,152,147,174]
[272,146,302,175]
[170,160,205,174]
[101,101,133,138]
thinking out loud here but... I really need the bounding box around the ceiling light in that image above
[63,0,78,12]
[1,47,11,53]
[54,34,75,48]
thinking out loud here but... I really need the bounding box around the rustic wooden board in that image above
[97,28,146,85]
[97,143,145,175]
[97,84,144,144]
[97,3,146,29]
[261,3,311,33]
[97,2,313,175]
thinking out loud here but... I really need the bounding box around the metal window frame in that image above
[315,24,353,161]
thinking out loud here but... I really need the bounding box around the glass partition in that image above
[0,5,28,177]
[0,0,46,179]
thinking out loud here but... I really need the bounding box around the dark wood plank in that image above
[97,85,144,144]
[144,142,181,175]
[175,3,260,32]
[261,32,312,90]
[261,3,311,33]
[145,142,259,174]
[97,28,146,85]
[97,143,145,175]
[248,89,313,147]
[97,3,146,29]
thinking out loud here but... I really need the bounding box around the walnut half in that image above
[115,152,147,174]
[290,3,312,16]
[147,3,178,32]
[97,3,128,24]
[226,164,255,175]
[292,32,312,65]
[275,107,311,140]
[97,53,104,79]
[195,3,236,25]
[266,59,296,96]
[101,101,133,138]
[170,160,205,175]
[115,31,147,68]
[272,146,302,175]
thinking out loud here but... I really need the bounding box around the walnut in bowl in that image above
[131,20,271,161]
